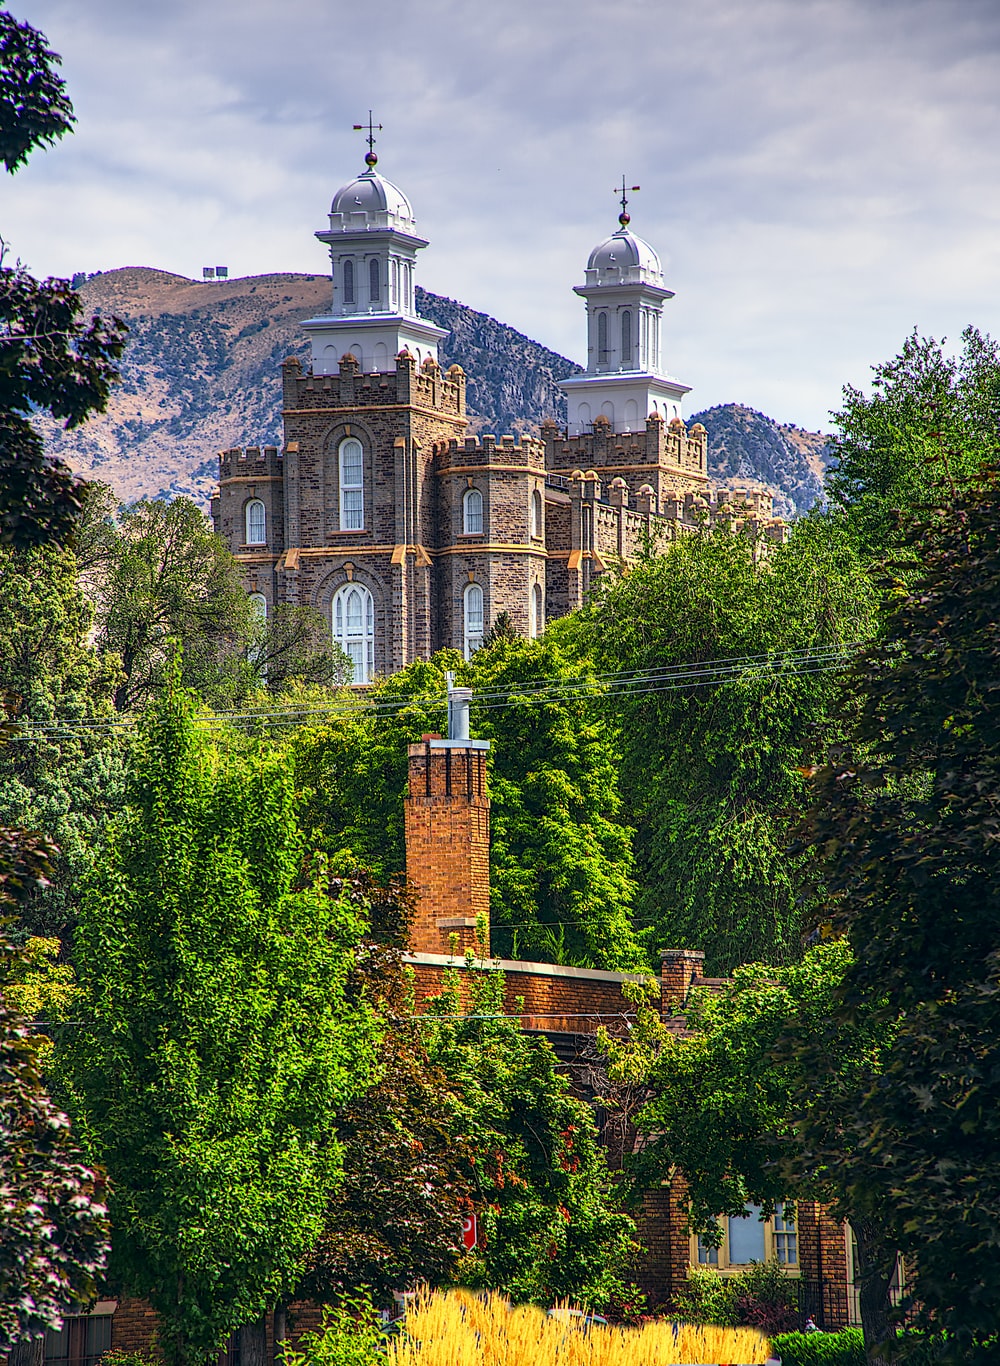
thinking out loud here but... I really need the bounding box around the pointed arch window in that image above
[621,310,632,367]
[339,437,364,530]
[464,583,484,659]
[343,259,355,305]
[597,312,608,365]
[369,257,380,303]
[246,499,266,545]
[531,488,543,538]
[333,583,375,684]
[531,582,544,638]
[462,488,483,535]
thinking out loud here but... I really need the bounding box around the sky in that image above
[4,0,1000,430]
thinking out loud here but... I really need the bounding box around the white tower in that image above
[301,133,446,374]
[559,189,690,436]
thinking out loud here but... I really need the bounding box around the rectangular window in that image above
[728,1204,767,1264]
[45,1316,113,1366]
[697,1236,719,1265]
[773,1202,798,1265]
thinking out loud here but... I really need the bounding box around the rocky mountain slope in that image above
[42,268,830,515]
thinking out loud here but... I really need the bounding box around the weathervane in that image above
[616,175,640,227]
[353,111,383,169]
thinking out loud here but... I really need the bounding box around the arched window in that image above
[339,437,364,529]
[391,258,399,305]
[531,582,544,638]
[597,312,608,364]
[531,488,543,538]
[248,592,267,619]
[246,499,266,545]
[333,583,375,684]
[343,259,355,305]
[369,257,380,303]
[621,310,632,367]
[464,583,484,660]
[462,488,483,535]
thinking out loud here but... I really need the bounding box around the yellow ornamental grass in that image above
[386,1289,772,1366]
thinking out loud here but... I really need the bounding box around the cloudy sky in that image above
[4,0,1000,429]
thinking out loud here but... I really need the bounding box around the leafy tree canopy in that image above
[827,326,1000,558]
[0,9,74,174]
[570,517,877,972]
[56,676,382,1366]
[806,469,1000,1360]
[290,632,641,969]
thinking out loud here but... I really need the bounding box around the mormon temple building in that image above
[212,147,786,682]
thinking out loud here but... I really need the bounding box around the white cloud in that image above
[5,0,1000,428]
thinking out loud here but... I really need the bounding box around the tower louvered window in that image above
[598,312,608,364]
[339,437,364,530]
[343,259,355,305]
[369,258,380,303]
[621,310,632,366]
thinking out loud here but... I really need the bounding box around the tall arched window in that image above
[464,583,484,659]
[369,257,380,303]
[462,488,483,535]
[391,258,399,306]
[343,259,355,305]
[621,310,632,367]
[245,499,266,545]
[531,488,543,538]
[339,437,364,529]
[248,592,267,619]
[333,583,375,684]
[597,312,608,364]
[531,583,544,639]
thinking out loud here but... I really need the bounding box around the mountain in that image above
[689,403,833,518]
[41,268,831,515]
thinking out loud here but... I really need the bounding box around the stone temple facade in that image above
[212,154,787,682]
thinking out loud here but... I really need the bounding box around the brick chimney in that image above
[404,689,490,955]
[659,948,706,1012]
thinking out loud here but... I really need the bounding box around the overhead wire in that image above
[8,639,867,737]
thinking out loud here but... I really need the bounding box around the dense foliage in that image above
[772,1327,867,1366]
[575,516,877,972]
[806,469,1000,1360]
[827,327,1000,557]
[57,676,381,1366]
[291,634,641,969]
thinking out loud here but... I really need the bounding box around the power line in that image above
[8,640,866,737]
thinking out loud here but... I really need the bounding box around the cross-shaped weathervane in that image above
[353,111,383,169]
[616,175,640,227]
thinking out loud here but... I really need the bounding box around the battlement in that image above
[218,445,283,479]
[280,351,465,418]
[434,431,547,470]
[543,412,708,480]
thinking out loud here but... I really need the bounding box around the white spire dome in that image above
[584,227,662,287]
[328,168,416,232]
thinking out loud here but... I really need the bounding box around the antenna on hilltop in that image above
[616,175,640,227]
[353,111,383,169]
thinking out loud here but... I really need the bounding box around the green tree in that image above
[57,676,381,1366]
[0,11,126,549]
[806,469,1000,1361]
[827,327,1000,558]
[80,493,256,709]
[602,942,899,1360]
[0,541,125,936]
[575,517,877,973]
[424,966,640,1310]
[290,634,641,969]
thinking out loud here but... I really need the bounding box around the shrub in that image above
[279,1298,383,1366]
[673,1260,796,1332]
[772,1327,866,1366]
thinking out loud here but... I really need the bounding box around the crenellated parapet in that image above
[279,350,465,418]
[543,412,709,497]
[433,430,546,472]
[218,445,284,480]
